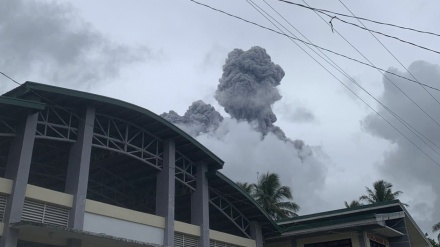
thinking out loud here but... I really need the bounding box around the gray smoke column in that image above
[215,46,285,137]
[161,100,223,136]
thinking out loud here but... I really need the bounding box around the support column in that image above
[191,162,209,247]
[65,106,95,230]
[156,139,175,247]
[0,112,38,247]
[250,221,263,247]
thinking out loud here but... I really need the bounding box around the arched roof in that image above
[3,81,224,170]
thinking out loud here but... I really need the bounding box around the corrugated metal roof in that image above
[3,81,224,170]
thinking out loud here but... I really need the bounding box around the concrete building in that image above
[268,200,431,247]
[0,82,431,247]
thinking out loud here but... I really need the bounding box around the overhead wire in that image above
[299,0,440,150]
[239,0,440,167]
[273,0,440,38]
[318,12,440,56]
[339,0,440,149]
[301,0,440,132]
[187,0,440,93]
[253,0,440,155]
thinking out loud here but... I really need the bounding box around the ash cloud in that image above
[0,0,155,89]
[162,46,327,213]
[215,46,286,138]
[161,100,223,136]
[362,60,440,237]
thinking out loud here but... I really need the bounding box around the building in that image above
[0,82,431,247]
[268,199,430,247]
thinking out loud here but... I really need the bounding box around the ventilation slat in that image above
[175,232,199,247]
[22,199,69,227]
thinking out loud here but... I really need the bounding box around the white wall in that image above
[83,212,164,245]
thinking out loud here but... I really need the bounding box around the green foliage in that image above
[359,180,404,204]
[236,172,299,220]
[344,200,363,208]
[425,234,440,247]
[433,222,440,244]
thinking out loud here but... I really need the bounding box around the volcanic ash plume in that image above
[161,100,223,136]
[215,46,285,137]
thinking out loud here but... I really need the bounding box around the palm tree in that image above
[253,172,299,220]
[359,180,403,204]
[433,221,440,242]
[344,200,363,208]
[237,182,254,195]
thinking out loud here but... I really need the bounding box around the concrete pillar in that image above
[0,112,38,247]
[191,162,209,247]
[358,231,367,247]
[250,221,264,247]
[156,139,175,247]
[65,106,95,231]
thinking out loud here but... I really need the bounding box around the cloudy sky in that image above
[1,0,440,238]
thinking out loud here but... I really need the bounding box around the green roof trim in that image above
[207,171,281,231]
[4,81,223,168]
[0,96,46,110]
[277,200,402,225]
[281,213,377,233]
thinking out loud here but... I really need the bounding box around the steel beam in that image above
[209,189,251,238]
[35,107,78,142]
[92,114,163,170]
[175,152,196,191]
[0,118,17,137]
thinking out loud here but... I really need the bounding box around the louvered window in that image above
[175,232,199,247]
[0,194,7,221]
[22,199,69,227]
[210,240,239,247]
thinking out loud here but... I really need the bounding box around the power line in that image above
[241,0,440,167]
[338,0,440,112]
[317,10,440,56]
[189,0,440,157]
[0,72,21,86]
[255,0,440,156]
[301,0,440,140]
[187,0,440,93]
[273,0,440,38]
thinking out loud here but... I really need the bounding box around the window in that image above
[369,240,386,247]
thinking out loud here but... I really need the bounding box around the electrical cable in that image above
[273,0,440,38]
[320,12,440,56]
[255,0,440,155]
[301,0,440,132]
[238,0,440,167]
[338,0,440,117]
[187,0,440,93]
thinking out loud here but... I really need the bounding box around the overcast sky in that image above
[1,0,440,239]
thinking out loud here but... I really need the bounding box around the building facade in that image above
[0,82,278,247]
[267,200,431,247]
[0,82,431,247]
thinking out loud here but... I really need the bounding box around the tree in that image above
[359,180,403,204]
[236,172,299,220]
[426,233,440,247]
[253,172,299,220]
[433,222,440,243]
[344,200,363,208]
[237,182,254,195]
